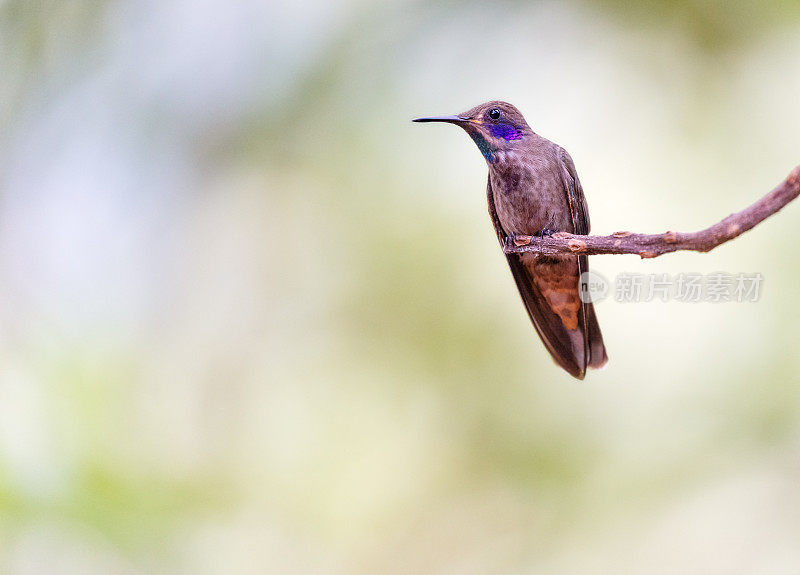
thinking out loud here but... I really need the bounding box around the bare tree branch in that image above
[504,165,800,258]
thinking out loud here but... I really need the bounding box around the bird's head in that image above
[413,101,532,163]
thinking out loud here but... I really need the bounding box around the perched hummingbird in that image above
[414,101,607,379]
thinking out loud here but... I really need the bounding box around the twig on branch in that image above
[504,165,800,259]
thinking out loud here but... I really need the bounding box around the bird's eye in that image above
[488,108,502,120]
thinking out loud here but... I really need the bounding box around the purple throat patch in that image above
[489,124,523,141]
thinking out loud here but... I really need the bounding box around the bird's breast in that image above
[489,155,572,236]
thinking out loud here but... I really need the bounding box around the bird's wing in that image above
[487,177,586,378]
[486,176,507,249]
[558,150,608,369]
[559,148,590,235]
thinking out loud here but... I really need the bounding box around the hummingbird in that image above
[414,101,607,379]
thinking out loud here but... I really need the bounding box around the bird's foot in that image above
[503,234,531,253]
[536,228,557,238]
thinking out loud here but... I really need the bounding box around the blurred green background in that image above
[1,0,800,573]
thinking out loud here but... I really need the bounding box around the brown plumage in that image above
[414,101,607,379]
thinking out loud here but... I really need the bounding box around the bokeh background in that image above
[2,1,800,573]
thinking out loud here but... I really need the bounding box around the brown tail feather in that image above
[583,301,608,369]
[579,254,608,369]
[505,252,607,379]
[505,253,584,378]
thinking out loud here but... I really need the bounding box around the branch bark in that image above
[504,165,800,258]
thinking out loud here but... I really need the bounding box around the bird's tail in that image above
[583,299,608,369]
[579,254,608,370]
[506,252,607,379]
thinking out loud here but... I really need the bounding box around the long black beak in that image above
[412,115,469,124]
